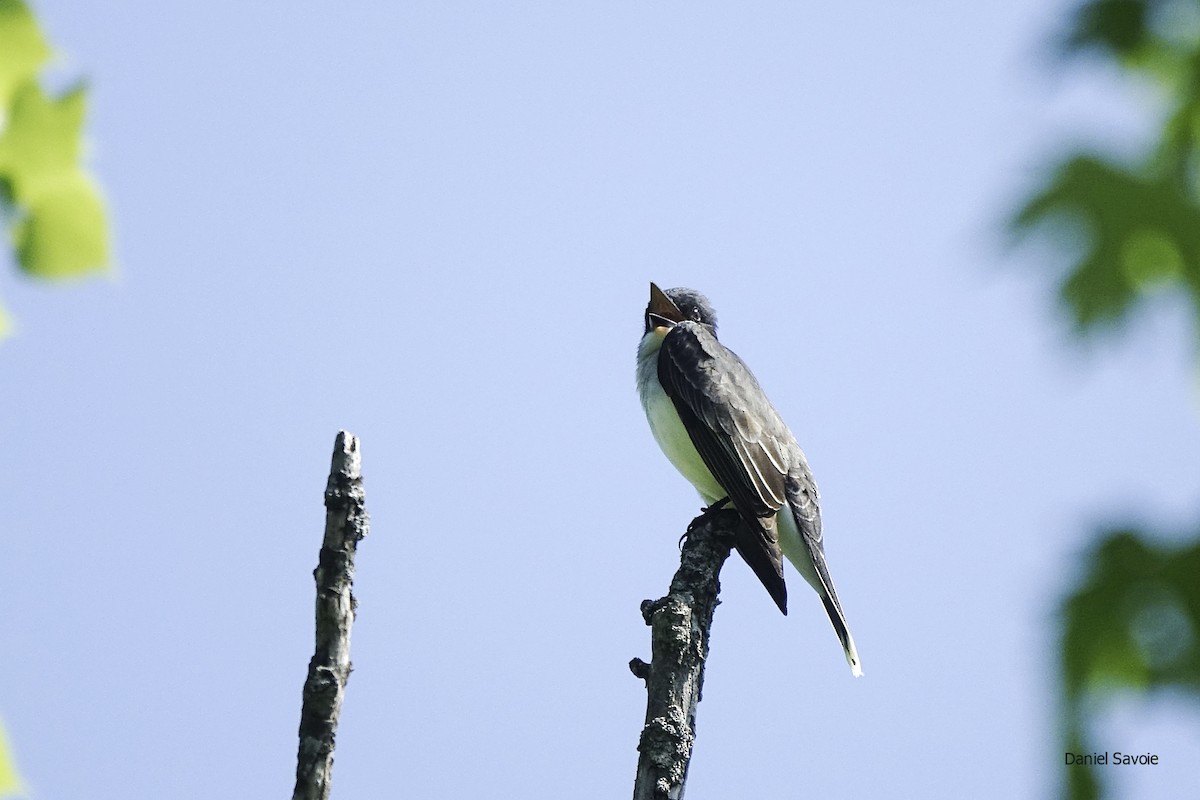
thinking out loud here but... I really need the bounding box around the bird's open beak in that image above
[646,282,684,333]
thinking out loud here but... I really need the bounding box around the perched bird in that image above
[636,282,862,676]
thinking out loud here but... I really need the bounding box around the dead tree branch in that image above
[293,432,369,800]
[630,507,739,800]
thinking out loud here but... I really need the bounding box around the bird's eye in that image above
[691,308,702,321]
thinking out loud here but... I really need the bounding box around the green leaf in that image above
[1064,0,1152,57]
[1011,155,1200,330]
[0,81,109,278]
[0,0,111,337]
[0,719,23,799]
[13,171,108,277]
[0,0,51,108]
[0,81,86,204]
[1061,530,1200,697]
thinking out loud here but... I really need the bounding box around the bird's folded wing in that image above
[657,321,796,611]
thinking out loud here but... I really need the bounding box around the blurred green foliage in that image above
[1014,0,1200,333]
[0,719,22,799]
[1014,2,1200,798]
[0,0,110,338]
[1059,532,1200,799]
[1062,533,1200,696]
[1015,158,1200,328]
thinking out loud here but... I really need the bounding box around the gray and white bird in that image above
[636,282,862,677]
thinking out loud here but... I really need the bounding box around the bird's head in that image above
[645,283,717,335]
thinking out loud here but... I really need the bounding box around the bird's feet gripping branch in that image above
[678,497,732,548]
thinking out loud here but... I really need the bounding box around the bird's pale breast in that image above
[638,331,726,503]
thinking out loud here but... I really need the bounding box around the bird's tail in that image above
[818,589,863,677]
[795,530,863,677]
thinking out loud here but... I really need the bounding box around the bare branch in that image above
[293,432,369,800]
[631,508,739,800]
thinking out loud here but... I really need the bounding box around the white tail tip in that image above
[846,636,863,677]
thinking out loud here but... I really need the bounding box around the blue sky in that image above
[2,2,1199,798]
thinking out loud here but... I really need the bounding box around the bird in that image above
[636,282,862,677]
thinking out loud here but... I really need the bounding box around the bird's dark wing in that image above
[658,321,798,613]
[785,454,822,545]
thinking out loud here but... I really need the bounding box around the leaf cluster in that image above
[0,0,109,336]
[1013,0,1200,333]
[1061,531,1200,698]
[1059,530,1200,800]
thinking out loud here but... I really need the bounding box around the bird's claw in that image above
[679,497,732,548]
